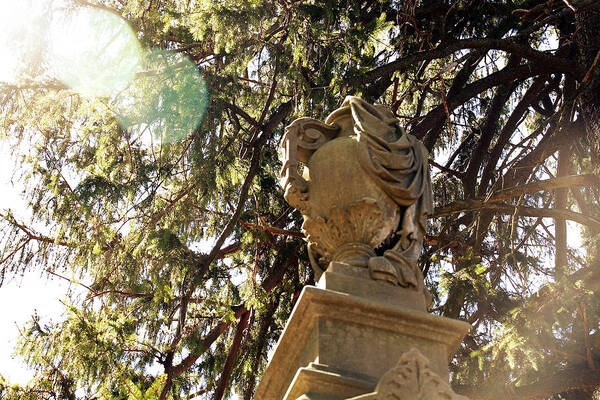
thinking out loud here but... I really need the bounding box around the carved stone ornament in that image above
[376,348,468,400]
[280,96,433,290]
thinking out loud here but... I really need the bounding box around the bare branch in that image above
[435,174,598,223]
[490,174,599,202]
[434,202,600,230]
[415,63,552,146]
[240,221,304,239]
[219,100,262,130]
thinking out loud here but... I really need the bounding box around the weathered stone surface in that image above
[375,348,468,400]
[254,286,470,400]
[345,348,469,400]
[316,262,427,311]
[280,96,432,303]
[285,363,374,400]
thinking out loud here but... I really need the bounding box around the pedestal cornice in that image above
[255,286,470,400]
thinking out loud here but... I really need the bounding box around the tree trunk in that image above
[555,145,570,279]
[576,6,600,175]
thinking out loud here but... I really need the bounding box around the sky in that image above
[0,142,73,385]
[0,0,73,384]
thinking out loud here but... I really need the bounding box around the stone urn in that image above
[281,97,433,300]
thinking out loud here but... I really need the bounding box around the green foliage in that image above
[0,0,599,399]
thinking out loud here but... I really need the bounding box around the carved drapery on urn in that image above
[280,96,433,293]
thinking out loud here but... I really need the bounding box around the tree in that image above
[1,0,600,399]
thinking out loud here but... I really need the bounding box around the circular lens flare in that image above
[49,7,141,97]
[113,49,209,146]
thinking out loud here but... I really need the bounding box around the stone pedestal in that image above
[255,280,470,400]
[317,262,429,311]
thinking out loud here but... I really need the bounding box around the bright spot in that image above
[0,277,71,386]
[113,49,209,145]
[0,0,46,83]
[49,6,141,97]
[567,221,583,248]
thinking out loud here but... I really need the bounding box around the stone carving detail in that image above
[280,96,433,289]
[376,348,468,400]
[303,198,383,261]
[281,117,341,214]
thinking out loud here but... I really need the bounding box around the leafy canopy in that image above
[1,0,600,399]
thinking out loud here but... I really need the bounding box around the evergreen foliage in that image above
[1,0,600,399]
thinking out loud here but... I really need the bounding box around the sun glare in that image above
[113,49,209,146]
[49,6,142,97]
[0,0,209,147]
[0,0,42,83]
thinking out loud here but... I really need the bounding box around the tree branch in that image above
[528,262,600,312]
[503,118,585,187]
[434,202,600,230]
[493,174,598,202]
[463,70,520,197]
[478,76,550,195]
[355,37,581,86]
[219,100,261,130]
[240,221,304,239]
[212,311,250,400]
[435,175,598,218]
[170,320,232,376]
[1,213,71,248]
[198,100,292,278]
[414,63,552,147]
[169,243,297,377]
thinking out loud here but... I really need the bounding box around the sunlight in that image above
[49,6,141,97]
[0,0,42,83]
[0,1,141,96]
[0,1,208,146]
[113,49,209,145]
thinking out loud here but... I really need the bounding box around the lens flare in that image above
[49,7,141,97]
[113,49,209,146]
[0,0,45,83]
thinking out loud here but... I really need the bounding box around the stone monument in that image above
[255,97,470,400]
